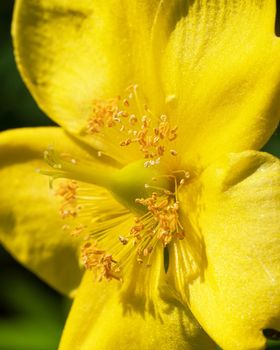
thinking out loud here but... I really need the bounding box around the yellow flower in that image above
[1,0,280,349]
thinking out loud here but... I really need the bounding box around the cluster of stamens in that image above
[55,180,79,219]
[47,85,193,282]
[56,180,87,237]
[135,193,184,245]
[55,180,121,280]
[118,113,178,164]
[86,85,178,166]
[87,98,120,133]
[127,177,186,266]
[81,241,121,281]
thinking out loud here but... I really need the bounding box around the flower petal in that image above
[0,127,96,296]
[162,1,280,167]
[177,151,280,349]
[12,0,167,164]
[59,271,217,350]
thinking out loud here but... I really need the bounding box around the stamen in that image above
[54,177,131,280]
[81,241,121,281]
[128,175,185,266]
[85,85,179,164]
[87,98,124,134]
[119,236,129,245]
[70,224,86,236]
[55,180,79,219]
[172,170,191,178]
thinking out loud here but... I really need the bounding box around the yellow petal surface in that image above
[178,151,280,350]
[13,0,280,167]
[0,127,97,296]
[12,0,166,164]
[59,271,217,350]
[162,1,280,167]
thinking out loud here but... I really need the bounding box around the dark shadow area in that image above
[264,329,280,341]
[276,0,280,37]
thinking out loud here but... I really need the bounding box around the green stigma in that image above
[42,148,170,214]
[109,160,170,213]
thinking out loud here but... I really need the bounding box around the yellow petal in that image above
[59,271,217,350]
[12,0,167,164]
[162,1,280,167]
[0,127,94,296]
[13,0,280,167]
[177,151,280,350]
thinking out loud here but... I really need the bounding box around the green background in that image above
[0,1,280,349]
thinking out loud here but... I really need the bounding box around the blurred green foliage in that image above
[263,128,280,157]
[0,1,279,350]
[0,248,70,350]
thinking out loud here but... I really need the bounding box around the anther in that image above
[129,114,138,125]
[179,179,185,186]
[123,99,130,107]
[71,224,85,236]
[119,236,129,245]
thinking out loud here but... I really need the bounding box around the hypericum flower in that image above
[1,1,280,349]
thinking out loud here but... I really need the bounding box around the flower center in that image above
[45,155,191,282]
[41,85,197,285]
